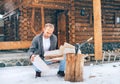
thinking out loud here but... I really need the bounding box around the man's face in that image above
[43,27,54,38]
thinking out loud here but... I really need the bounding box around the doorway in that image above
[57,11,69,47]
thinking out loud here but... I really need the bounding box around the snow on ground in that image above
[0,62,120,84]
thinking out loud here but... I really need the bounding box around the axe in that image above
[75,37,93,55]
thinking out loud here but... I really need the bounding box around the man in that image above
[28,23,65,78]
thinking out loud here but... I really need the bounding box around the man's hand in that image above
[30,55,35,62]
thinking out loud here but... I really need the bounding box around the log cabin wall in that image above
[27,0,70,41]
[19,7,58,41]
[74,0,94,54]
[2,0,120,50]
[3,0,70,41]
[74,0,120,52]
[18,0,70,41]
[102,0,120,43]
[0,0,71,50]
[101,0,120,50]
[74,0,94,43]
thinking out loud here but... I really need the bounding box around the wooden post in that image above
[69,0,76,44]
[31,8,38,35]
[93,0,103,60]
[64,53,84,82]
[41,7,45,31]
[32,8,35,27]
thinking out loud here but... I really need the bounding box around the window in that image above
[0,14,3,19]
[116,17,120,24]
[115,12,120,27]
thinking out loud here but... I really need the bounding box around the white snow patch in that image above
[0,62,120,84]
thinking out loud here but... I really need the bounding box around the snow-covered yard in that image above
[0,62,120,84]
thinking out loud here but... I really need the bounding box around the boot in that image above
[35,71,41,78]
[57,71,65,77]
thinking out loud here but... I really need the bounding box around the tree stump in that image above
[64,53,84,82]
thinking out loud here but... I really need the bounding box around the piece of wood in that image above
[0,41,31,50]
[44,49,63,60]
[45,57,64,62]
[64,53,84,82]
[44,42,75,60]
[44,42,76,61]
[63,42,75,49]
[93,0,102,60]
[32,55,50,73]
[41,7,44,31]
[44,50,62,56]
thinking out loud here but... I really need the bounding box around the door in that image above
[57,12,67,47]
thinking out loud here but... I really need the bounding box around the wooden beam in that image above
[28,3,69,10]
[93,0,103,60]
[31,8,37,35]
[32,8,35,26]
[37,0,70,4]
[31,8,42,35]
[0,41,31,50]
[41,7,44,31]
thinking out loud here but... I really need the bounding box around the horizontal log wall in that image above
[74,0,93,43]
[74,0,120,43]
[102,0,120,42]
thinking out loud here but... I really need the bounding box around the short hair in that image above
[44,23,54,30]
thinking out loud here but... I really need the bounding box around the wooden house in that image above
[0,0,120,60]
